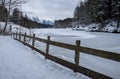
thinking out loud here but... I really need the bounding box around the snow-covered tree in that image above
[0,5,8,21]
[112,0,120,28]
[74,0,120,31]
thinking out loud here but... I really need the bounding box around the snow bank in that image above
[84,24,100,32]
[72,24,84,31]
[72,23,100,32]
[102,21,118,33]
[72,21,120,33]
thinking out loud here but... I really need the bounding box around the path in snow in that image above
[0,36,89,79]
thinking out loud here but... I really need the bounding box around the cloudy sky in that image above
[21,0,80,20]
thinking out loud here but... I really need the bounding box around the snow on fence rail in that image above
[12,32,120,79]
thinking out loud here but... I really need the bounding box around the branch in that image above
[4,0,27,8]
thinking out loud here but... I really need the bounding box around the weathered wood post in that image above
[24,33,27,43]
[32,34,35,48]
[10,31,12,37]
[14,33,16,39]
[74,40,80,72]
[13,33,15,38]
[11,33,13,37]
[19,32,21,41]
[45,36,50,59]
[16,32,18,39]
[10,32,12,37]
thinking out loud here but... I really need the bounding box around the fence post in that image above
[11,33,13,38]
[24,33,27,43]
[13,33,14,38]
[15,32,17,39]
[13,33,15,39]
[16,32,18,39]
[45,36,50,59]
[32,34,35,48]
[74,40,80,69]
[19,32,21,41]
[10,32,12,37]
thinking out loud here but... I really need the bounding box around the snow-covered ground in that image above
[0,36,89,79]
[0,22,120,78]
[32,28,120,79]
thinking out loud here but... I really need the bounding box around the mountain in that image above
[31,16,54,25]
[41,20,54,25]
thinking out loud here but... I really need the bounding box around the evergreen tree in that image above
[0,5,8,22]
[112,0,120,28]
[74,0,120,28]
[12,8,20,23]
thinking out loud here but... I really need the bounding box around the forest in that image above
[55,0,120,32]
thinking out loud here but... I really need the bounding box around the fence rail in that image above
[12,32,120,79]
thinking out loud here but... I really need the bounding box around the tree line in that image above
[74,0,120,28]
[0,5,52,28]
[11,8,51,28]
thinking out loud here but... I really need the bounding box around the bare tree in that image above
[2,0,27,34]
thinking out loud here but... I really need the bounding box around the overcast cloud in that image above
[21,0,79,20]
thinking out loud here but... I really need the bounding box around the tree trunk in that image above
[3,19,8,34]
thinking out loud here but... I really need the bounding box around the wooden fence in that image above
[12,32,120,79]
